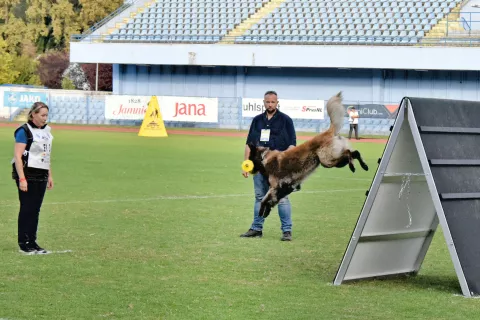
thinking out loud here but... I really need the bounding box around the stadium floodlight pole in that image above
[95,63,99,91]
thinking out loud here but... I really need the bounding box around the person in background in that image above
[12,102,54,254]
[348,106,360,140]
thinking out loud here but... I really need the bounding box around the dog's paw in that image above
[349,163,355,173]
[259,206,272,218]
[361,163,369,171]
[263,210,271,218]
[258,207,266,218]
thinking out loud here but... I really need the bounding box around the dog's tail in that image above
[326,91,345,136]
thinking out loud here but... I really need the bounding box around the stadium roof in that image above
[70,0,480,71]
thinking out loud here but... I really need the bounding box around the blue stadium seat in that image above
[104,0,463,45]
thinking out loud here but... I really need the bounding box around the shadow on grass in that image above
[330,272,462,296]
[405,274,463,295]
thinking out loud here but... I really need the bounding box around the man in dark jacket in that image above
[240,90,297,241]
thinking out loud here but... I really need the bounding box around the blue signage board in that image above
[345,103,399,119]
[3,91,48,108]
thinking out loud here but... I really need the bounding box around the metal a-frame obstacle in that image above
[333,96,480,298]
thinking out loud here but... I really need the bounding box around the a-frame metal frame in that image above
[333,97,472,297]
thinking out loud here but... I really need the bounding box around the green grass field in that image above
[0,127,479,320]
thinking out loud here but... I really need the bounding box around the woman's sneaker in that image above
[19,243,37,255]
[28,241,47,254]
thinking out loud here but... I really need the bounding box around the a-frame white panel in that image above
[333,97,473,297]
[333,99,435,281]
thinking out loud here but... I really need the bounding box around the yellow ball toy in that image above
[242,160,254,173]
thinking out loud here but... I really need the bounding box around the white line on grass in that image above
[41,250,73,255]
[306,175,372,182]
[1,188,367,207]
[20,250,73,256]
[322,176,372,181]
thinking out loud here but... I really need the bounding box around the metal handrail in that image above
[69,34,480,47]
[460,17,471,32]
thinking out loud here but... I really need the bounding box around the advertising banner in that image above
[105,95,218,122]
[3,91,48,108]
[161,96,218,123]
[242,98,324,119]
[345,103,400,119]
[104,95,151,120]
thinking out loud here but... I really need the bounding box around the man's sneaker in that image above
[240,229,263,238]
[28,241,47,254]
[281,231,292,241]
[19,243,37,255]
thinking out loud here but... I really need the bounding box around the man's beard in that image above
[266,108,276,114]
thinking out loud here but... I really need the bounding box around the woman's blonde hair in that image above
[28,102,49,121]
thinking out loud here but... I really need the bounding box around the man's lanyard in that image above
[260,110,278,142]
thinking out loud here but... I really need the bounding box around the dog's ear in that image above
[247,142,256,153]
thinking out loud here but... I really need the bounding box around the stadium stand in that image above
[62,0,478,135]
[108,0,271,43]
[101,0,465,45]
[236,0,463,44]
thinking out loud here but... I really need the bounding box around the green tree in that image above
[61,76,75,89]
[0,0,20,22]
[78,0,123,30]
[1,0,124,85]
[1,14,29,54]
[11,53,42,85]
[51,0,80,49]
[0,38,20,83]
[25,0,52,52]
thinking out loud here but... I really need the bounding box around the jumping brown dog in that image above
[247,92,369,218]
